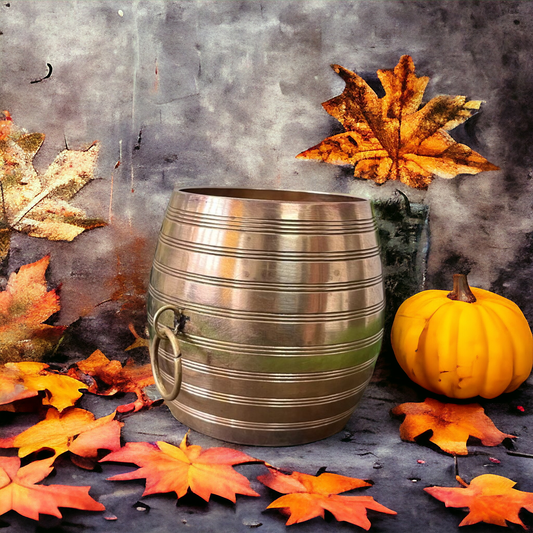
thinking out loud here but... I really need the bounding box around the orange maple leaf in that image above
[0,256,66,363]
[0,111,12,141]
[0,362,86,412]
[297,55,499,189]
[0,456,104,520]
[0,407,123,465]
[68,349,156,413]
[392,397,514,455]
[258,467,396,529]
[102,434,261,502]
[425,474,533,529]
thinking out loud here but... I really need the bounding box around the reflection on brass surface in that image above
[148,187,384,446]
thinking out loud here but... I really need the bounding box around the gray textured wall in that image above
[2,0,533,337]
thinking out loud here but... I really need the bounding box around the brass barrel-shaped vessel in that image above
[148,187,384,446]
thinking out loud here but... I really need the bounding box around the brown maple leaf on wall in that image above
[0,111,106,260]
[297,55,499,189]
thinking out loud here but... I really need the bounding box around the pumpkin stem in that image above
[447,274,477,303]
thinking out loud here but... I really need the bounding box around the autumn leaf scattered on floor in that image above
[0,407,123,469]
[102,433,261,502]
[297,55,499,189]
[258,467,396,529]
[68,349,156,413]
[0,456,104,520]
[425,474,533,529]
[125,323,149,351]
[0,112,106,260]
[392,397,514,455]
[0,256,66,364]
[0,362,86,412]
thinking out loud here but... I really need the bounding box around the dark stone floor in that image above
[2,345,532,533]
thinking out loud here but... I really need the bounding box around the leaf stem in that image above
[507,451,533,459]
[0,182,6,226]
[454,456,469,487]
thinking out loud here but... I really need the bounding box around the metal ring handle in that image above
[149,324,182,401]
[152,304,184,338]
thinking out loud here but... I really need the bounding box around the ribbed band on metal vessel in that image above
[148,188,385,445]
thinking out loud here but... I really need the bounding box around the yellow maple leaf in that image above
[0,407,123,463]
[297,55,499,189]
[0,362,86,412]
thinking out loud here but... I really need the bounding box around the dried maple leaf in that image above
[0,362,86,412]
[0,364,37,406]
[68,349,156,413]
[258,467,396,529]
[0,113,106,260]
[0,456,104,520]
[0,407,123,467]
[392,397,514,455]
[125,323,149,351]
[0,111,13,142]
[425,474,533,529]
[0,256,66,364]
[297,55,499,189]
[102,434,261,502]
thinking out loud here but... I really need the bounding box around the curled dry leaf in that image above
[102,433,261,503]
[297,55,499,189]
[0,361,86,412]
[0,112,106,260]
[68,349,156,413]
[0,256,66,364]
[425,474,533,529]
[0,363,37,406]
[258,467,396,529]
[0,407,123,466]
[392,397,515,455]
[125,323,149,351]
[0,456,105,520]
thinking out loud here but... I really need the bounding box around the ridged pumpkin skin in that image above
[391,282,533,399]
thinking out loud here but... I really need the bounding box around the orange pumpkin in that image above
[391,274,533,399]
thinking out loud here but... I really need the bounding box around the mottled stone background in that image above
[2,2,533,532]
[3,0,533,343]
